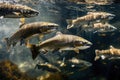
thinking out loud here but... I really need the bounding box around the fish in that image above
[67,0,113,5]
[66,12,115,29]
[27,32,92,60]
[68,57,92,70]
[82,22,117,33]
[85,0,113,5]
[4,22,59,51]
[35,62,61,73]
[95,45,120,61]
[0,3,39,18]
[56,57,92,73]
[58,57,92,68]
[93,23,117,33]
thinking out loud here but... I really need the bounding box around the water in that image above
[0,0,120,80]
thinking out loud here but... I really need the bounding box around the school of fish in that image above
[1,1,119,74]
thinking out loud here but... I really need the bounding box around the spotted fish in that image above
[27,32,92,59]
[67,12,115,29]
[0,3,39,18]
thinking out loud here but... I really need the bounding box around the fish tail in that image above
[26,43,39,60]
[94,50,100,61]
[4,38,11,52]
[66,19,73,29]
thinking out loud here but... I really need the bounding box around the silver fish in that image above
[4,22,59,51]
[58,57,92,68]
[35,62,61,73]
[56,57,92,74]
[82,22,117,33]
[66,12,115,29]
[27,32,92,59]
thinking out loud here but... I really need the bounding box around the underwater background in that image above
[0,0,120,80]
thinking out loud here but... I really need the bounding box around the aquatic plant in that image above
[37,72,69,80]
[0,60,36,80]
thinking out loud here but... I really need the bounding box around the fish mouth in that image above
[108,14,115,20]
[47,24,59,32]
[23,10,39,17]
[75,41,92,50]
[27,12,39,17]
[77,46,91,50]
[50,28,57,31]
[43,27,58,33]
[108,16,114,20]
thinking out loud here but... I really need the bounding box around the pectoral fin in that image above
[74,48,79,53]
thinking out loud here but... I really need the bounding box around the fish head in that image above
[40,22,59,34]
[73,37,92,50]
[8,5,39,18]
[78,60,92,68]
[69,58,92,70]
[21,7,39,17]
[104,13,115,20]
[107,24,117,31]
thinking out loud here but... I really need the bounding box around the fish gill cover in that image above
[0,0,120,80]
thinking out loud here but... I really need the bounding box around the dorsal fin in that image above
[56,31,63,35]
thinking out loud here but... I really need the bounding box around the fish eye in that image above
[79,41,83,44]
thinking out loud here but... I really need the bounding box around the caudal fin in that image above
[94,50,100,61]
[4,38,11,52]
[66,19,73,29]
[26,43,40,60]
